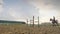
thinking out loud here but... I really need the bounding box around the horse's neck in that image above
[53,18,55,20]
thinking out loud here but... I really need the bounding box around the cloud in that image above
[0,0,3,13]
[28,0,60,12]
[7,7,24,20]
[27,0,60,23]
[2,0,60,23]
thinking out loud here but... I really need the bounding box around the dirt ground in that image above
[0,24,60,34]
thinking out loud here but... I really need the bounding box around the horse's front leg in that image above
[52,22,55,26]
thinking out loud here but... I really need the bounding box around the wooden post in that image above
[38,16,39,27]
[27,19,28,26]
[30,20,31,27]
[33,16,34,27]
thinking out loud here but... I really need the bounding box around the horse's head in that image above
[50,18,52,21]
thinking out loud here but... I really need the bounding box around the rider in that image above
[53,16,55,22]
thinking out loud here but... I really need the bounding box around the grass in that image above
[0,23,60,34]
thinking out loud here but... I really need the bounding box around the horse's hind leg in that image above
[56,22,59,26]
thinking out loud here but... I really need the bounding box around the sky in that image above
[0,0,60,24]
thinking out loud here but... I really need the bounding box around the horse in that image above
[50,17,59,26]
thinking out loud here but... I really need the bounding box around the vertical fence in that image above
[27,19,28,26]
[26,16,40,27]
[38,16,39,27]
[33,16,34,27]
